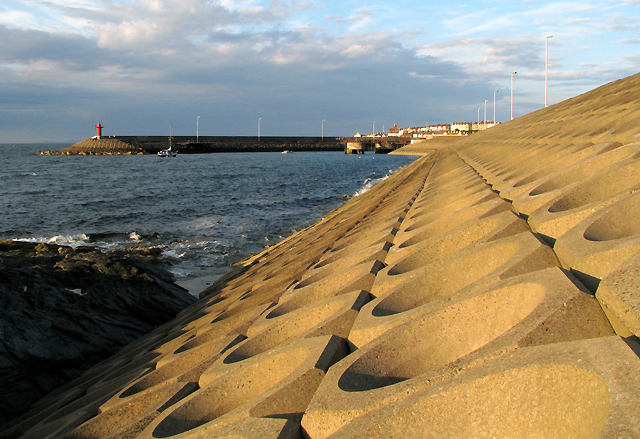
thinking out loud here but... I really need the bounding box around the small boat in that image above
[282,150,292,154]
[157,147,177,157]
[158,123,177,157]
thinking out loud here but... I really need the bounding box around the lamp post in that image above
[258,118,262,142]
[322,119,326,141]
[545,35,553,107]
[197,116,200,143]
[373,121,375,137]
[494,90,498,126]
[511,71,517,120]
[484,100,488,129]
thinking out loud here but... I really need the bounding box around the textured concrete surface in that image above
[4,72,640,439]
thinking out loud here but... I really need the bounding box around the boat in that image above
[157,147,177,157]
[158,123,177,157]
[282,150,292,154]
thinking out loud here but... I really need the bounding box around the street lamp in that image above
[197,116,200,143]
[484,100,488,129]
[373,121,376,137]
[258,118,262,142]
[494,90,498,126]
[322,119,326,141]
[511,72,517,120]
[545,35,553,107]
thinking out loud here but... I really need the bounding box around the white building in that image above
[451,122,471,132]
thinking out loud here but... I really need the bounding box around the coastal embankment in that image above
[4,72,640,438]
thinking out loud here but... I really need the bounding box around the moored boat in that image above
[158,123,177,157]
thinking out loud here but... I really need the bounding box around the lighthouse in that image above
[95,122,103,139]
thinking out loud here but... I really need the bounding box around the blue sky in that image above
[1,0,639,142]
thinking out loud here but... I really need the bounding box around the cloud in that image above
[0,1,492,142]
[1,0,640,141]
[417,34,544,79]
[559,17,592,26]
[604,13,640,32]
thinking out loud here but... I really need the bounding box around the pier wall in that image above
[117,136,343,153]
[52,136,345,155]
[5,73,640,438]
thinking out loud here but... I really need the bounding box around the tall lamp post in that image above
[493,90,498,126]
[511,71,517,120]
[484,100,488,129]
[322,119,326,141]
[258,118,262,142]
[373,121,376,137]
[197,116,200,143]
[545,35,553,107]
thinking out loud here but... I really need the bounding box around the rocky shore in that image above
[0,240,197,426]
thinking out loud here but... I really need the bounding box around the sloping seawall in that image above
[4,73,640,438]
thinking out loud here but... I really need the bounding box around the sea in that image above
[1,143,418,295]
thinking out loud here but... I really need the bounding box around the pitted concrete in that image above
[4,73,640,439]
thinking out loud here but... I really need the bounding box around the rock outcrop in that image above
[42,138,143,155]
[0,241,197,426]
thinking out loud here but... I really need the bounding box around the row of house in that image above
[356,121,500,138]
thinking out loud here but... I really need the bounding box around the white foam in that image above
[16,234,90,248]
[354,175,389,197]
[67,288,86,296]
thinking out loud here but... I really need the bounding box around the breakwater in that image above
[4,73,640,438]
[43,136,345,155]
[40,136,414,155]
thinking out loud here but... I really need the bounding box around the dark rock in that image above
[0,240,197,426]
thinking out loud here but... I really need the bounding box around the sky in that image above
[1,0,640,142]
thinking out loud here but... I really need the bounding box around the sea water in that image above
[1,144,418,294]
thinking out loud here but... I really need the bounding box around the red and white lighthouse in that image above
[95,122,103,138]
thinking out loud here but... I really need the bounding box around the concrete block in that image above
[553,191,640,291]
[385,210,528,268]
[497,141,607,202]
[596,252,640,337]
[321,337,640,439]
[137,336,344,439]
[511,142,638,216]
[302,268,613,439]
[367,231,559,317]
[526,152,640,240]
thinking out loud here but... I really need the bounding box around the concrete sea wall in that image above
[4,73,640,438]
[46,137,345,155]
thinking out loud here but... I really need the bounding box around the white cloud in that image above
[559,17,592,26]
[0,10,36,27]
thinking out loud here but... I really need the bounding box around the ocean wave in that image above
[14,231,153,249]
[353,166,405,197]
[15,234,91,247]
[168,266,193,278]
[354,175,389,197]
